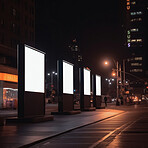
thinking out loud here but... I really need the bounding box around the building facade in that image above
[124,0,148,79]
[0,0,35,67]
[0,0,35,109]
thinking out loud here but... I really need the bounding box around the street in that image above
[30,104,148,148]
[0,1,148,148]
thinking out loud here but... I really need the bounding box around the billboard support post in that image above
[52,60,80,115]
[92,75,96,107]
[57,60,63,112]
[92,74,103,109]
[18,44,25,118]
[17,44,53,120]
[79,68,95,111]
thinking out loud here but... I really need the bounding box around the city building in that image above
[68,39,83,95]
[0,0,35,109]
[124,0,148,78]
[120,0,148,97]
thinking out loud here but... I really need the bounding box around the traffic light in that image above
[112,69,116,77]
[144,85,148,94]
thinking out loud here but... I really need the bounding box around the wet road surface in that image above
[30,105,148,148]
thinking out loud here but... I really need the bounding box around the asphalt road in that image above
[30,105,148,148]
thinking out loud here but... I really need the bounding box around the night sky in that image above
[35,0,125,76]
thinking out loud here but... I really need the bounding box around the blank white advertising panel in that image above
[84,68,91,95]
[63,61,73,94]
[96,75,101,96]
[25,45,45,93]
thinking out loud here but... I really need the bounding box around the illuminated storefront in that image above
[0,68,18,109]
[2,88,18,109]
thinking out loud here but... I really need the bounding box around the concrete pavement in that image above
[0,107,124,148]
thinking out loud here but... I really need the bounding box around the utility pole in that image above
[123,59,126,87]
[116,61,119,102]
[119,64,122,96]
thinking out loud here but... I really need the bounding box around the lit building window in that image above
[130,11,142,15]
[137,39,142,42]
[131,28,139,32]
[131,39,136,42]
[137,11,142,15]
[130,69,143,72]
[135,57,142,60]
[131,18,142,22]
[131,63,142,66]
[131,39,142,42]
[131,12,136,15]
[131,1,136,5]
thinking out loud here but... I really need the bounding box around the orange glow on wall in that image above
[126,0,130,10]
[127,2,130,5]
[127,6,130,10]
[112,73,116,76]
[0,73,18,83]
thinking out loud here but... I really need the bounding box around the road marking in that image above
[89,123,128,148]
[89,116,141,148]
[43,142,50,146]
[118,117,141,136]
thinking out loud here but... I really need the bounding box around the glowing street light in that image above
[104,61,109,65]
[103,59,119,104]
[47,71,57,89]
[112,72,116,76]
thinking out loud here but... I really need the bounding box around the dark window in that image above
[0,19,4,27]
[12,8,16,16]
[25,2,28,11]
[0,0,4,11]
[0,33,4,44]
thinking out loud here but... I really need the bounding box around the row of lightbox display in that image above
[24,45,101,96]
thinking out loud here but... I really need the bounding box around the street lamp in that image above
[104,61,109,65]
[105,78,115,97]
[47,71,57,90]
[104,60,120,105]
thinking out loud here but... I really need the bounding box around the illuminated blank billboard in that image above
[63,61,74,94]
[25,45,45,93]
[84,68,91,95]
[96,75,101,96]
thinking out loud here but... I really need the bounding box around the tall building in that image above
[0,0,35,109]
[120,0,148,97]
[0,0,35,67]
[124,0,148,79]
[69,39,83,93]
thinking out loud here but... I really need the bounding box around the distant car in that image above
[133,96,141,104]
[112,98,116,102]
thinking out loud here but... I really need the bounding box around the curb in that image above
[19,111,125,148]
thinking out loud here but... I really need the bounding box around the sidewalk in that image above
[0,108,124,148]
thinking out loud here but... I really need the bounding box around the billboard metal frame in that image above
[18,44,46,118]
